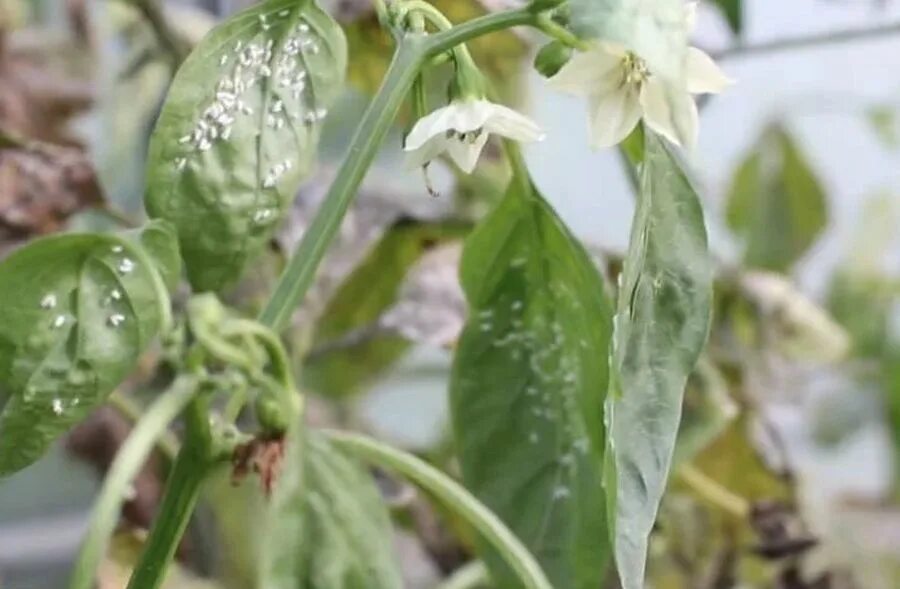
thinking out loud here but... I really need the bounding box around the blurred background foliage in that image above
[1,0,899,588]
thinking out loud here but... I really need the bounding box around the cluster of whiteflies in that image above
[403,2,731,172]
[172,12,327,184]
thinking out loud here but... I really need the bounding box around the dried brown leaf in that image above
[0,137,103,244]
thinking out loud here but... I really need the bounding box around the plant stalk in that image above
[713,22,900,60]
[259,6,539,332]
[259,38,426,331]
[69,378,197,589]
[326,430,553,589]
[125,401,214,589]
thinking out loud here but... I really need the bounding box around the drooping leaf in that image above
[610,129,713,589]
[710,0,742,35]
[303,221,466,397]
[145,0,347,291]
[726,126,828,272]
[450,171,614,588]
[0,224,175,476]
[258,429,402,589]
[379,241,467,347]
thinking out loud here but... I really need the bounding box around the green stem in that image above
[220,319,296,393]
[126,405,214,589]
[713,22,900,61]
[107,391,181,462]
[425,8,535,56]
[678,464,749,519]
[401,1,454,30]
[259,38,426,331]
[69,378,197,589]
[437,561,491,589]
[535,13,589,50]
[259,7,538,332]
[121,0,190,67]
[326,431,552,589]
[503,140,532,195]
[123,238,174,335]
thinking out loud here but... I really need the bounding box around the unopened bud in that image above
[534,41,572,78]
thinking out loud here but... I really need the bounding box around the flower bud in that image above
[534,41,572,79]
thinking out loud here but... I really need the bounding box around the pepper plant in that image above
[0,1,725,587]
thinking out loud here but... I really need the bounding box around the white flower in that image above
[404,99,545,173]
[549,6,731,150]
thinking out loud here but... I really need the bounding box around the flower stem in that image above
[425,8,535,56]
[125,401,215,589]
[259,6,539,333]
[326,430,553,589]
[438,561,490,589]
[118,0,190,67]
[106,393,180,461]
[535,13,589,51]
[259,38,425,331]
[713,22,900,60]
[69,378,197,589]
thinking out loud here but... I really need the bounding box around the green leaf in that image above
[145,0,347,291]
[726,126,828,272]
[303,221,466,398]
[710,0,742,35]
[610,129,712,589]
[450,172,614,588]
[132,220,183,292]
[258,429,402,589]
[0,229,174,476]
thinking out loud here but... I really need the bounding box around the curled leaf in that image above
[0,222,177,475]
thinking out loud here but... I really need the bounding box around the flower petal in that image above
[405,105,457,151]
[482,104,545,142]
[446,100,494,134]
[586,86,642,149]
[639,78,697,149]
[548,45,624,96]
[404,135,449,170]
[686,47,732,94]
[446,133,490,174]
[685,2,699,32]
